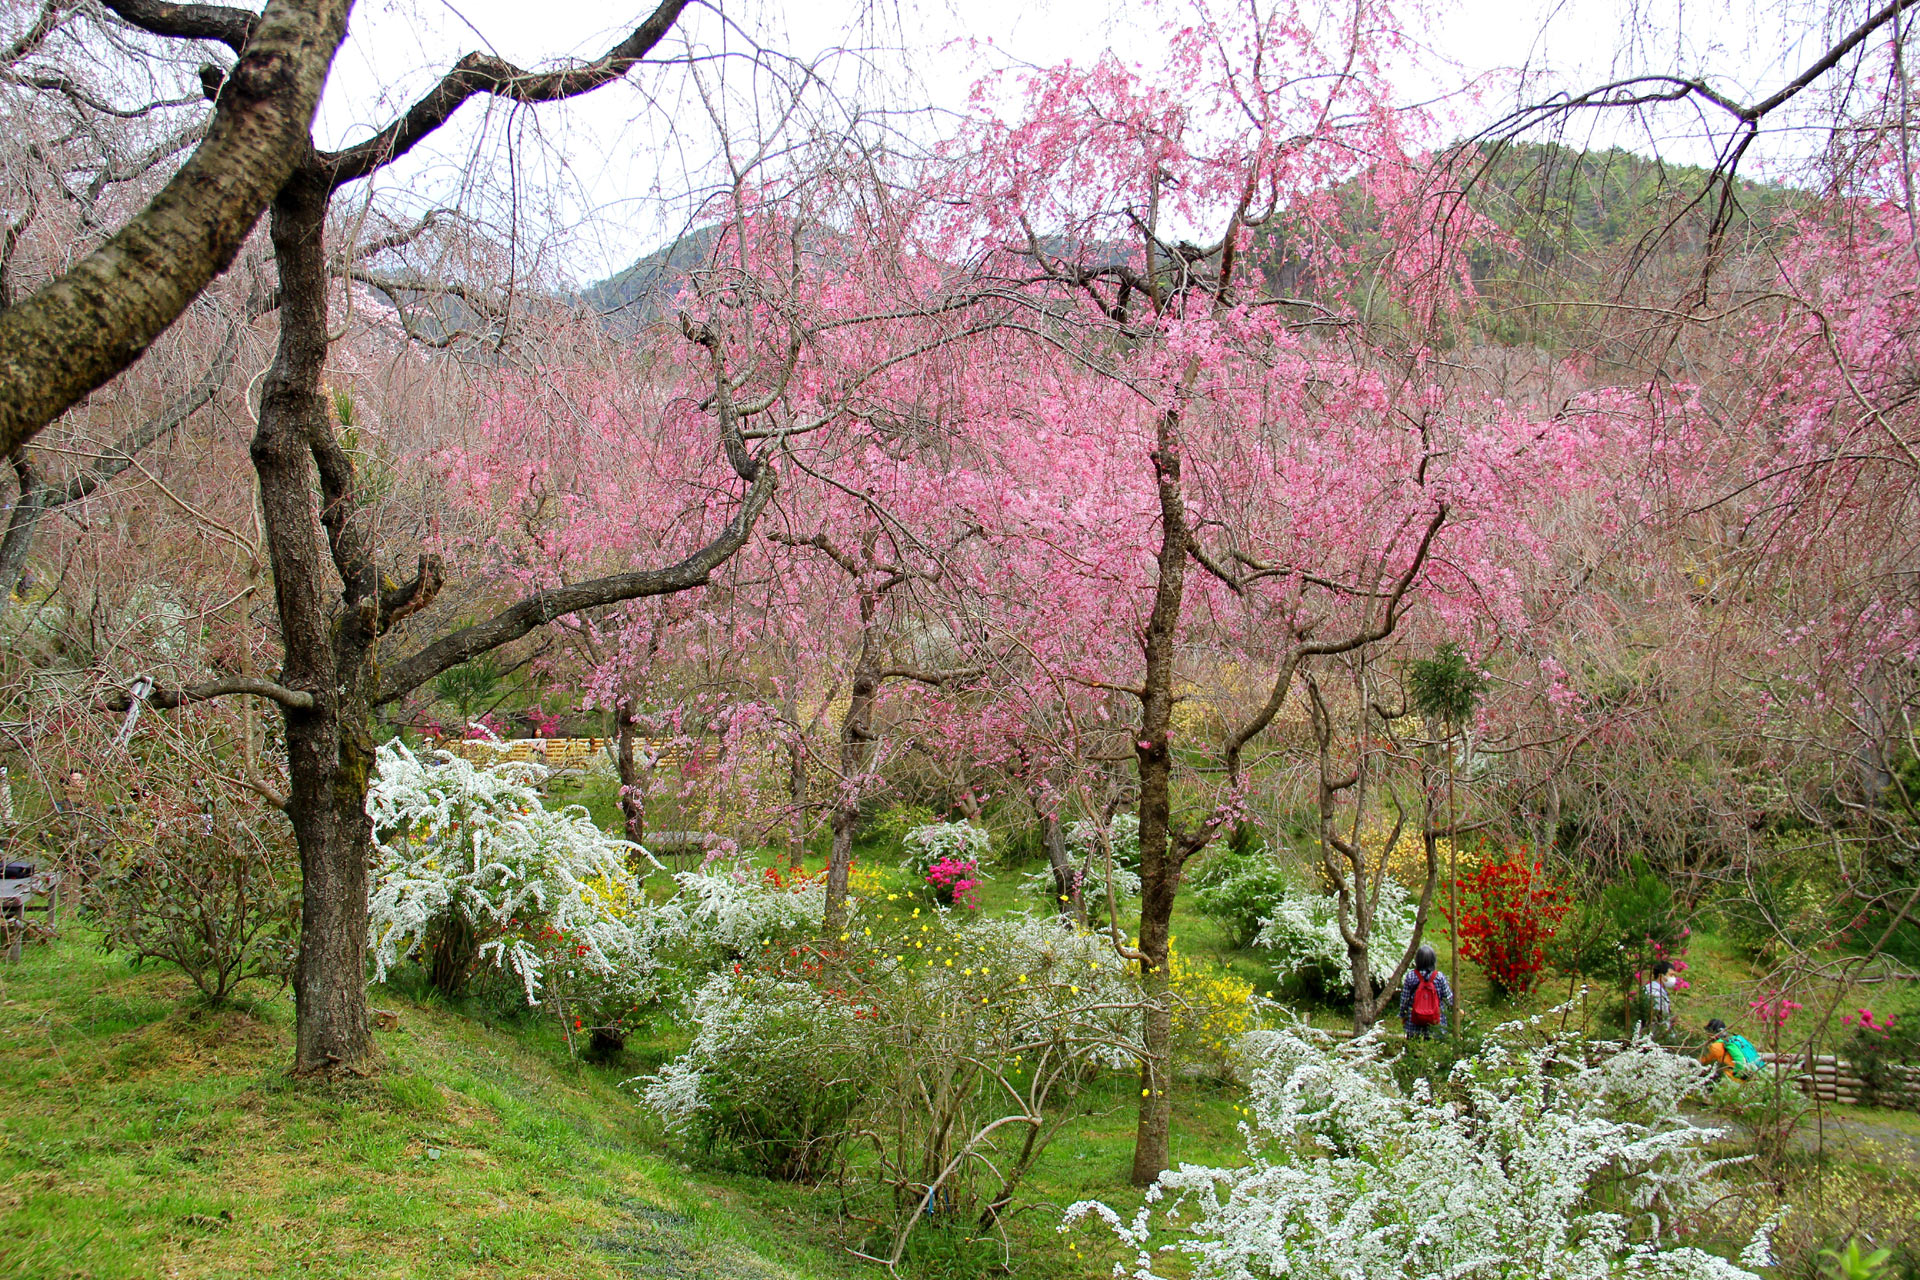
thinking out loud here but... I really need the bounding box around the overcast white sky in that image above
[309,0,1862,283]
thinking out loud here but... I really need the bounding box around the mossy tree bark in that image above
[0,0,350,456]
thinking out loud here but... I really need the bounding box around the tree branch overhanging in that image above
[319,0,691,188]
[0,0,351,457]
[101,0,259,53]
[103,675,316,712]
[374,461,776,704]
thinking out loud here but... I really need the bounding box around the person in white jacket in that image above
[1641,959,1677,1035]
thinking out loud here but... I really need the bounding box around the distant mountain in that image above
[579,224,726,330]
[575,145,1799,350]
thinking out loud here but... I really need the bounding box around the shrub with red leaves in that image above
[1451,854,1571,1000]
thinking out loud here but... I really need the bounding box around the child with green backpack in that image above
[1701,1018,1763,1081]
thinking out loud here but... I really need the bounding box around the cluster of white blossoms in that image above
[1066,1024,1778,1280]
[640,970,861,1136]
[661,861,828,958]
[365,741,659,1004]
[899,819,992,878]
[1253,874,1419,992]
[1024,812,1144,909]
[1066,812,1141,867]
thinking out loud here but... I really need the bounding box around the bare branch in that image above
[876,664,984,686]
[100,0,258,53]
[319,0,690,188]
[103,676,316,712]
[374,464,776,704]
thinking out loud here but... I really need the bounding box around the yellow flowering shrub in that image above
[582,874,636,920]
[1168,945,1257,1079]
[1316,821,1476,893]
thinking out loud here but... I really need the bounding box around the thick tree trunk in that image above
[825,662,875,928]
[254,165,378,1076]
[1348,933,1375,1036]
[824,590,879,928]
[1130,408,1190,1188]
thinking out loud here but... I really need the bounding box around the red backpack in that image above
[1410,971,1443,1027]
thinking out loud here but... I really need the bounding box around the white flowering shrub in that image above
[1253,874,1418,995]
[1023,859,1143,917]
[643,972,870,1180]
[1190,848,1294,950]
[899,820,992,878]
[1070,811,1140,868]
[1065,1025,1776,1280]
[639,906,1144,1254]
[1025,812,1144,923]
[658,860,827,962]
[365,741,661,1016]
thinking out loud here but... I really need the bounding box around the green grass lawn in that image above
[0,938,869,1280]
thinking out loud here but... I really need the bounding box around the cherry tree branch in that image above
[318,0,691,188]
[374,463,775,704]
[101,0,258,52]
[0,0,350,456]
[103,676,315,711]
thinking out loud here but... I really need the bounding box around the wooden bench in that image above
[0,866,60,963]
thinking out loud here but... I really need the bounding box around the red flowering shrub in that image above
[1451,854,1571,1000]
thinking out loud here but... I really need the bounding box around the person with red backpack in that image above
[1400,944,1453,1038]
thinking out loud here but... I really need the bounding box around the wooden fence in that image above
[1761,1051,1920,1110]
[1442,1036,1920,1113]
[428,737,705,770]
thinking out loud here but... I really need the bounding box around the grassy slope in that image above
[0,938,863,1280]
[9,808,1914,1280]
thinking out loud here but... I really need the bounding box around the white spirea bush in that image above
[1068,811,1141,868]
[1023,859,1143,912]
[365,741,657,1004]
[661,861,827,958]
[1025,812,1144,913]
[1065,1025,1776,1280]
[1253,874,1418,992]
[900,820,991,877]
